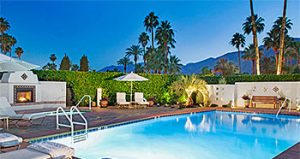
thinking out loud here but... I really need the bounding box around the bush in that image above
[33,70,178,104]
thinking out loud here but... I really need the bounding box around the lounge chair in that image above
[0,97,47,125]
[0,141,74,159]
[116,92,130,108]
[134,92,149,107]
[0,133,23,152]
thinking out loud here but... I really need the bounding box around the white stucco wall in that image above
[235,82,300,108]
[207,84,235,106]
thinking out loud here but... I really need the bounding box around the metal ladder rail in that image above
[56,107,74,138]
[75,95,92,110]
[70,106,88,137]
[276,97,289,118]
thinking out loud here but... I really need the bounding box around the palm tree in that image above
[277,0,288,75]
[260,56,276,74]
[144,12,159,49]
[0,17,10,54]
[243,44,257,75]
[230,33,245,73]
[155,20,176,74]
[15,47,24,59]
[138,32,149,69]
[168,55,182,74]
[0,33,16,56]
[50,54,57,64]
[0,17,10,34]
[126,45,142,71]
[117,56,132,73]
[243,0,265,75]
[214,59,238,76]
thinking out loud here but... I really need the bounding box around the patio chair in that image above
[0,133,23,152]
[0,97,47,125]
[116,92,130,108]
[134,92,149,107]
[0,141,74,159]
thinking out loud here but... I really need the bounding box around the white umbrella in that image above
[0,54,40,72]
[114,72,148,101]
[0,61,31,72]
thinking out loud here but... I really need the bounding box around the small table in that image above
[0,116,9,130]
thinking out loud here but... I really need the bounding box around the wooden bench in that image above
[251,96,278,109]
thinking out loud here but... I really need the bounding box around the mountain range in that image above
[99,38,300,74]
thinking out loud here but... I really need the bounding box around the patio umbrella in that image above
[0,61,31,72]
[114,72,148,101]
[0,54,40,72]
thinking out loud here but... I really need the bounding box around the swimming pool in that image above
[48,111,300,159]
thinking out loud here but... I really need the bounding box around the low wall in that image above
[207,82,300,108]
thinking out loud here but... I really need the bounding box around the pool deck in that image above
[1,106,300,158]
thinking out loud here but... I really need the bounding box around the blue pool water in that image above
[49,111,300,159]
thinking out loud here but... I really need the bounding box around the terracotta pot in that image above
[100,100,108,107]
[148,100,155,107]
[244,100,250,108]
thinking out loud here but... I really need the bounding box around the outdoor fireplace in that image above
[14,85,36,104]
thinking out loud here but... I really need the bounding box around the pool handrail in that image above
[276,97,291,118]
[56,106,88,143]
[75,95,92,110]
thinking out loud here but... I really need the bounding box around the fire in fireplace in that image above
[14,85,36,104]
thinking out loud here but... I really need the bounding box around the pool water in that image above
[50,111,300,159]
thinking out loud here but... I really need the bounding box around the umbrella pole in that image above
[130,81,133,102]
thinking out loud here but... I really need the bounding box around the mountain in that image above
[99,49,273,74]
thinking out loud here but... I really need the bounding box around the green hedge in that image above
[32,70,300,104]
[33,70,179,104]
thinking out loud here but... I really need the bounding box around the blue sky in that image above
[1,0,299,70]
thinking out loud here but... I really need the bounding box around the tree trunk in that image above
[164,43,168,74]
[151,29,154,49]
[252,60,255,75]
[277,0,287,75]
[124,64,127,73]
[143,47,146,73]
[238,47,241,73]
[250,0,260,75]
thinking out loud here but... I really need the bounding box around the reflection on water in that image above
[182,111,300,141]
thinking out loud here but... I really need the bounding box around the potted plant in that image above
[242,95,251,108]
[100,89,109,108]
[100,97,109,108]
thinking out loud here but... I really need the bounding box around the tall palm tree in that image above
[169,55,182,74]
[277,0,288,75]
[15,47,24,59]
[260,56,276,74]
[0,17,10,34]
[155,20,176,74]
[138,32,149,69]
[144,12,159,49]
[0,17,10,54]
[243,0,265,75]
[117,56,132,73]
[126,45,142,71]
[230,33,245,73]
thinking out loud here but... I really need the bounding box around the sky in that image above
[0,0,300,70]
